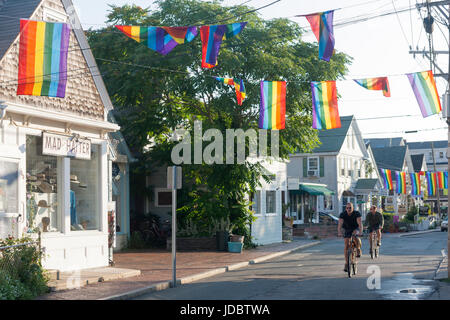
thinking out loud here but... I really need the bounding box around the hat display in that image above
[37,200,50,208]
[79,183,87,189]
[70,175,80,184]
[38,181,53,193]
[37,173,46,180]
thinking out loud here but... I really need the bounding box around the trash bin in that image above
[216,231,229,251]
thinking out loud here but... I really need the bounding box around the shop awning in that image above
[290,184,335,196]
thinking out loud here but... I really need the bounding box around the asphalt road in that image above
[134,231,448,300]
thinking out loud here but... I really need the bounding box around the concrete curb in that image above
[101,241,321,300]
[398,229,441,237]
[434,256,448,280]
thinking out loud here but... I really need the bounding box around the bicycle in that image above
[369,229,380,259]
[346,233,360,278]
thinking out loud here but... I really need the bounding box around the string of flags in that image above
[12,15,444,132]
[380,169,449,197]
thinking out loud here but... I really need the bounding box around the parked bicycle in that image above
[346,234,360,278]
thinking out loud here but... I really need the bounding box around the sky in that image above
[71,0,450,143]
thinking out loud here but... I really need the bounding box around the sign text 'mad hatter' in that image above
[42,132,91,160]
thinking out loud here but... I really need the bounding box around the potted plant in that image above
[228,222,244,253]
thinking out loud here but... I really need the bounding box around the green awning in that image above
[289,184,335,196]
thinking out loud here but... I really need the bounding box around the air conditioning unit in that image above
[307,170,318,177]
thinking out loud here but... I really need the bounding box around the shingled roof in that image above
[371,146,407,171]
[310,115,353,153]
[407,141,448,150]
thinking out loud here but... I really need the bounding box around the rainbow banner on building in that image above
[426,172,437,196]
[354,77,391,97]
[17,19,71,98]
[115,25,198,55]
[409,173,421,196]
[303,10,335,61]
[437,171,448,189]
[259,81,286,130]
[395,171,406,194]
[406,70,442,118]
[216,77,246,105]
[200,23,247,68]
[380,169,393,190]
[311,81,341,130]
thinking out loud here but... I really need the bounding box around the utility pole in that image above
[413,0,450,278]
[431,142,442,219]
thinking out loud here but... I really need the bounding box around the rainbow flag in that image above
[17,19,71,98]
[437,171,448,189]
[354,77,391,97]
[304,10,335,61]
[406,70,442,117]
[259,81,286,130]
[311,81,341,130]
[380,169,393,190]
[426,172,437,196]
[115,25,198,55]
[395,171,406,194]
[409,173,421,196]
[216,77,246,105]
[200,23,247,68]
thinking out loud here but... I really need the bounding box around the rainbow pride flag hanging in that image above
[380,169,393,190]
[215,77,246,105]
[115,25,198,55]
[395,171,406,194]
[426,172,437,196]
[259,81,286,130]
[409,173,421,196]
[406,70,442,118]
[354,77,391,97]
[437,171,448,189]
[200,22,247,68]
[311,81,341,130]
[17,19,71,98]
[303,10,335,61]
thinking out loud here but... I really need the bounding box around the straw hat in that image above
[38,181,53,193]
[37,173,46,180]
[37,200,50,208]
[70,175,80,184]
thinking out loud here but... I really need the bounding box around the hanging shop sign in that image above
[42,132,91,160]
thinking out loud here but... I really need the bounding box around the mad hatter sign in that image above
[42,132,91,160]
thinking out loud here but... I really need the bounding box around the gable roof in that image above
[411,154,425,172]
[407,140,448,150]
[364,137,405,148]
[0,0,41,58]
[371,146,407,171]
[311,116,353,153]
[355,178,379,191]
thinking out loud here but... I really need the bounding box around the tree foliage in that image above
[88,0,351,243]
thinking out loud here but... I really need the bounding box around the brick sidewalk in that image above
[36,239,319,300]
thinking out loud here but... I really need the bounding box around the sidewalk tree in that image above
[88,0,351,245]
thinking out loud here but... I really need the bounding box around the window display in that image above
[70,145,99,231]
[26,136,59,233]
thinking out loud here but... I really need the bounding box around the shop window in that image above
[266,191,277,214]
[0,160,18,214]
[156,189,172,207]
[26,136,59,233]
[324,195,333,211]
[70,145,100,231]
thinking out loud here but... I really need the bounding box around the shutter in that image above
[320,157,325,177]
[303,158,307,177]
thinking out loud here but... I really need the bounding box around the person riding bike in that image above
[365,205,384,247]
[338,202,363,273]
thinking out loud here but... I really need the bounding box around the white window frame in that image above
[155,188,173,208]
[347,158,353,178]
[265,190,277,215]
[43,6,68,22]
[307,157,319,177]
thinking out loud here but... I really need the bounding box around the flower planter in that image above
[229,235,244,243]
[227,241,243,253]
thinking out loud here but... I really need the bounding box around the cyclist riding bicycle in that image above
[338,202,363,273]
[365,205,384,247]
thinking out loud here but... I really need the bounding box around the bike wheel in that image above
[352,263,357,275]
[347,248,352,278]
[375,247,379,258]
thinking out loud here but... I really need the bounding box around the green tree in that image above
[88,0,351,245]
